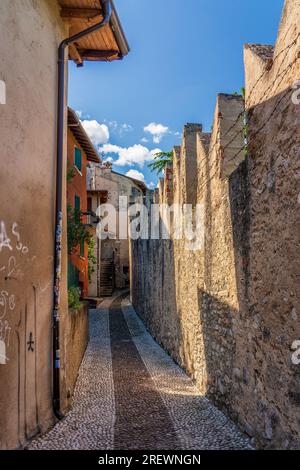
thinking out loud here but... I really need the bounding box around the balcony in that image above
[81,211,100,228]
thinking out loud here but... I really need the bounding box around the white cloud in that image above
[81,119,109,146]
[104,119,133,136]
[121,123,133,132]
[125,170,145,183]
[99,143,161,168]
[140,137,149,143]
[105,119,118,130]
[148,182,156,189]
[144,122,169,144]
[76,110,91,120]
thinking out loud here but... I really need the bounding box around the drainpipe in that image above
[53,0,112,420]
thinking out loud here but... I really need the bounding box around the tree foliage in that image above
[148,151,173,174]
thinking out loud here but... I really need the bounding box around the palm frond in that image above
[148,151,173,174]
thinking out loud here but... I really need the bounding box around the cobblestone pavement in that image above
[29,293,252,450]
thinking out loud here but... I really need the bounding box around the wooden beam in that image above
[69,44,83,66]
[60,7,102,21]
[78,49,119,61]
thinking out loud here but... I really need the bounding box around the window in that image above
[80,239,85,258]
[74,147,82,172]
[68,260,80,288]
[87,197,92,212]
[131,187,139,197]
[75,195,80,212]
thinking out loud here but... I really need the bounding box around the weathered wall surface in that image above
[239,0,300,447]
[0,0,69,449]
[64,304,89,403]
[131,0,300,449]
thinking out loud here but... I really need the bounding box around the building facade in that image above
[87,163,146,297]
[0,0,128,449]
[67,108,100,298]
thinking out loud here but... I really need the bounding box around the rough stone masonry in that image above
[131,0,300,449]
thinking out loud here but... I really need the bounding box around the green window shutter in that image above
[75,195,81,212]
[74,147,82,172]
[80,239,85,257]
[68,260,79,288]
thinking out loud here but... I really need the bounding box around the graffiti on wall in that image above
[0,221,30,364]
[0,218,55,445]
[0,220,54,365]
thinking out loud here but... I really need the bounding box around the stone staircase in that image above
[100,261,114,297]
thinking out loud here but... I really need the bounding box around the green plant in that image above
[68,286,82,310]
[148,151,173,174]
[232,87,245,99]
[67,164,76,183]
[67,205,97,283]
[87,236,97,282]
[67,204,90,255]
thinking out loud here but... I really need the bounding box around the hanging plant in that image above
[67,204,90,255]
[68,286,82,310]
[87,236,97,282]
[67,163,76,183]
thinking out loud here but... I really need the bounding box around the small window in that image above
[80,239,85,258]
[132,187,139,197]
[75,195,80,212]
[74,147,82,172]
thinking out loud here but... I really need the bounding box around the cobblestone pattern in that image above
[110,294,180,450]
[122,299,252,450]
[29,299,115,450]
[29,294,251,450]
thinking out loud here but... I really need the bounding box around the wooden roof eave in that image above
[68,108,100,163]
[58,0,129,66]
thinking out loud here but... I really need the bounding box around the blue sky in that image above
[69,0,284,188]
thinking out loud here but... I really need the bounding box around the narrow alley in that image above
[29,293,251,450]
[1,0,299,460]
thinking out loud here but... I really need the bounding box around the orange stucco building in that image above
[67,108,100,297]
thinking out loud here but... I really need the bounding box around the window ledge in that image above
[74,165,82,176]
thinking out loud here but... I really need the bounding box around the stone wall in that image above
[131,0,300,449]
